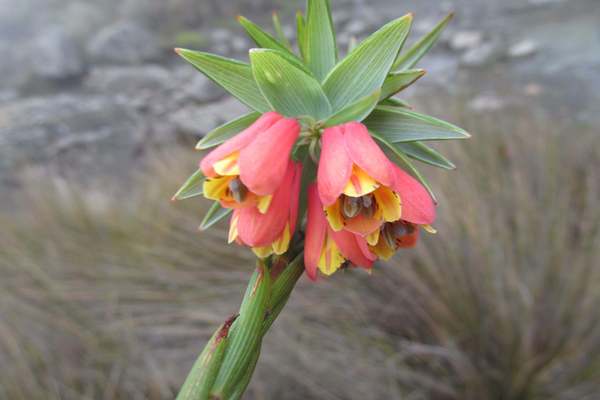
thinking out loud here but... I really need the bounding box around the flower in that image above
[304,184,376,280]
[367,163,436,259]
[201,112,300,213]
[317,121,403,236]
[228,161,302,257]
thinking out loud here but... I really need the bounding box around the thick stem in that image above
[176,253,305,400]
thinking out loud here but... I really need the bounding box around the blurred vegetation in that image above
[1,98,599,399]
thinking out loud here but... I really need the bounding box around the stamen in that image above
[382,224,396,249]
[342,195,362,218]
[361,194,376,217]
[228,178,248,203]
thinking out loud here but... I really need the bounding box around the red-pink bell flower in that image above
[228,161,302,257]
[367,163,437,259]
[202,112,300,213]
[317,121,435,237]
[304,184,376,280]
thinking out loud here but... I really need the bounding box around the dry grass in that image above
[1,102,599,399]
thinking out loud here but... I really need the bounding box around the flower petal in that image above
[304,185,327,281]
[200,112,282,177]
[343,122,394,187]
[324,200,344,232]
[373,186,402,222]
[391,164,436,225]
[330,229,375,269]
[239,117,300,196]
[344,213,383,236]
[396,224,420,248]
[318,126,353,206]
[342,165,380,197]
[318,233,345,276]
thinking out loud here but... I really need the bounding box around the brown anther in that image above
[342,195,362,218]
[228,178,248,203]
[382,223,396,249]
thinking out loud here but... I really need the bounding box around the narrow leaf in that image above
[304,0,338,81]
[272,12,293,50]
[296,11,307,58]
[200,202,232,231]
[380,69,426,100]
[396,141,456,170]
[380,98,412,109]
[392,13,454,71]
[323,89,380,127]
[176,49,270,112]
[196,112,260,150]
[322,14,413,111]
[172,169,204,201]
[250,49,332,119]
[364,106,470,143]
[372,132,437,202]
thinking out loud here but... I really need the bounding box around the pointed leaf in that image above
[372,132,437,202]
[200,202,232,231]
[380,69,426,100]
[176,49,270,112]
[272,12,293,50]
[172,169,204,201]
[196,112,261,150]
[393,13,453,71]
[323,89,380,127]
[296,11,307,59]
[322,14,412,111]
[396,141,456,170]
[364,106,470,143]
[304,0,337,81]
[250,49,332,119]
[380,98,412,109]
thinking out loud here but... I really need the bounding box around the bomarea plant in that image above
[171,1,469,398]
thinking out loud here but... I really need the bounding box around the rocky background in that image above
[1,0,598,196]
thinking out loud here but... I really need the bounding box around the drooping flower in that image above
[201,112,300,213]
[228,161,302,257]
[304,184,376,280]
[317,121,403,236]
[367,163,436,259]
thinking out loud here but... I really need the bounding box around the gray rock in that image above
[30,27,85,81]
[460,42,504,68]
[508,40,539,59]
[171,66,224,104]
[449,31,484,52]
[0,94,140,181]
[86,65,171,97]
[170,98,248,138]
[467,93,507,112]
[87,22,161,64]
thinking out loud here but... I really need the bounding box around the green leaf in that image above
[172,169,204,201]
[272,12,293,50]
[211,264,271,399]
[392,13,454,71]
[380,98,412,109]
[296,11,307,59]
[304,0,337,81]
[396,141,456,170]
[322,14,413,111]
[323,89,380,127]
[372,132,437,202]
[196,112,260,150]
[175,322,229,400]
[250,49,332,119]
[380,69,425,100]
[200,202,232,231]
[364,106,470,143]
[176,49,270,112]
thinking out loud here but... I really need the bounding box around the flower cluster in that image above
[199,114,435,280]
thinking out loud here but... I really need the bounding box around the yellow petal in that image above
[204,175,234,201]
[370,237,395,260]
[213,152,240,176]
[343,165,379,197]
[366,228,380,246]
[228,213,239,243]
[272,223,292,255]
[252,246,273,258]
[324,200,344,232]
[257,194,273,214]
[318,234,345,276]
[373,186,402,222]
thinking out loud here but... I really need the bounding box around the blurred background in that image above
[1,0,599,399]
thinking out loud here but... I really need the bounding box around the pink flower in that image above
[228,161,302,257]
[201,112,300,213]
[317,122,435,240]
[304,184,376,280]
